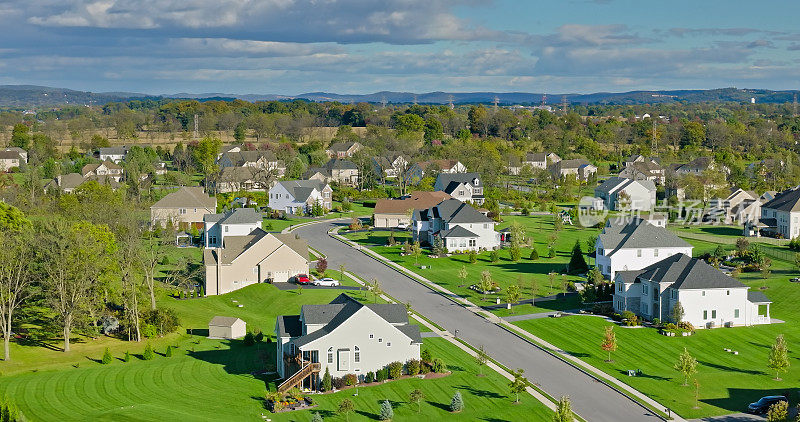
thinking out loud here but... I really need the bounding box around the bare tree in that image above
[141,231,167,310]
[0,230,35,360]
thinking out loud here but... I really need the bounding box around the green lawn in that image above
[344,214,598,308]
[513,242,800,419]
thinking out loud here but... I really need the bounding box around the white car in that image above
[396,222,409,230]
[314,277,340,287]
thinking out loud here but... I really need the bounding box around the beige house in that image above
[326,141,362,158]
[82,160,124,182]
[305,159,359,186]
[203,229,309,295]
[550,159,597,181]
[150,186,216,229]
[373,191,451,228]
[45,173,121,193]
[208,316,247,339]
[0,150,23,172]
[417,159,467,175]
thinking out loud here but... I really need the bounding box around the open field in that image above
[0,283,551,421]
[343,214,599,308]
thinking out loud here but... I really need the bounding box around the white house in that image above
[326,141,362,158]
[203,207,262,248]
[203,229,309,295]
[416,159,467,175]
[434,172,485,205]
[508,152,561,175]
[706,188,759,224]
[275,294,421,391]
[412,198,499,252]
[268,180,332,214]
[613,254,772,328]
[594,177,656,211]
[3,147,27,163]
[596,217,693,280]
[0,150,23,172]
[618,160,665,185]
[81,160,124,182]
[750,187,800,239]
[98,146,129,163]
[550,159,597,181]
[217,150,285,177]
[150,186,217,229]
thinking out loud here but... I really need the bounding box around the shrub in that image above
[490,250,500,263]
[379,400,394,421]
[388,361,403,379]
[432,358,446,373]
[243,332,256,346]
[322,367,332,391]
[143,343,154,360]
[406,359,421,376]
[332,377,347,390]
[311,412,324,422]
[165,345,173,357]
[529,249,539,260]
[101,347,113,364]
[548,246,556,258]
[450,391,464,412]
[421,349,432,364]
[766,400,787,422]
[621,311,638,326]
[344,373,358,386]
[468,251,477,264]
[510,246,521,261]
[254,330,264,343]
[365,371,375,383]
[376,368,388,382]
[678,321,695,332]
[123,350,131,362]
[141,323,158,339]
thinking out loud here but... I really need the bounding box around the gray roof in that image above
[209,316,243,327]
[436,172,480,190]
[98,146,128,155]
[558,159,592,169]
[204,207,262,225]
[0,151,21,160]
[323,158,358,170]
[327,141,360,153]
[219,150,278,166]
[288,294,418,348]
[748,290,772,304]
[525,152,549,162]
[629,254,747,290]
[431,199,493,224]
[273,233,309,260]
[397,325,423,344]
[599,217,691,255]
[276,315,302,337]
[440,225,478,238]
[151,186,216,210]
[596,177,655,194]
[762,187,800,212]
[277,180,329,202]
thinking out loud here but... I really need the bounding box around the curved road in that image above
[295,220,662,422]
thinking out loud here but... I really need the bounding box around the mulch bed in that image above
[319,371,452,394]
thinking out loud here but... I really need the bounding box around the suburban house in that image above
[215,166,273,193]
[749,187,800,238]
[204,207,263,248]
[618,161,665,185]
[0,150,23,171]
[217,150,286,177]
[305,159,359,186]
[549,159,597,181]
[412,198,499,252]
[204,228,309,295]
[507,152,560,175]
[45,173,121,193]
[623,155,660,168]
[372,191,451,228]
[81,160,124,182]
[596,217,693,279]
[613,253,772,328]
[433,172,485,204]
[326,141,362,158]
[706,188,760,224]
[150,186,216,228]
[372,152,410,179]
[98,146,129,163]
[269,180,332,214]
[594,177,656,211]
[275,294,422,391]
[416,159,467,175]
[3,147,27,162]
[674,157,729,176]
[208,316,246,339]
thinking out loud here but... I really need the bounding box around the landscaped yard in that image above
[0,283,551,421]
[343,214,599,310]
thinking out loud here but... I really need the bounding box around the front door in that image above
[337,349,350,371]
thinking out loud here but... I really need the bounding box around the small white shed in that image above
[208,316,247,339]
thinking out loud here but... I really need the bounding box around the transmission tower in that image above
[651,117,657,151]
[413,94,418,105]
[541,93,547,107]
[794,93,798,117]
[561,95,567,114]
[447,94,454,110]
[381,95,387,109]
[493,95,500,111]
[193,114,199,139]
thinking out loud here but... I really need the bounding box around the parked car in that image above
[747,396,787,415]
[396,222,409,230]
[295,274,311,285]
[790,277,800,283]
[314,277,340,287]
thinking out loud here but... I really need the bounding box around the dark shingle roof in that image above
[276,315,302,337]
[599,218,691,254]
[431,199,492,224]
[204,207,261,224]
[748,291,772,304]
[762,187,800,212]
[323,158,358,170]
[151,186,216,210]
[440,225,478,238]
[436,172,480,190]
[397,325,423,344]
[276,180,329,202]
[630,254,746,290]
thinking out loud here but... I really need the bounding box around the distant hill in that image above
[1,85,798,108]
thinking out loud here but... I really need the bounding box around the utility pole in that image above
[193,114,199,139]
[447,94,454,110]
[493,96,500,111]
[651,117,657,152]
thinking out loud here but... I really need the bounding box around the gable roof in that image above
[762,187,800,212]
[431,199,493,224]
[327,141,360,153]
[276,180,329,202]
[599,217,691,254]
[557,159,593,169]
[273,233,309,258]
[0,151,22,160]
[629,254,747,290]
[596,177,655,194]
[98,146,128,156]
[373,191,451,214]
[436,172,480,190]
[677,157,714,172]
[524,152,559,162]
[209,316,244,327]
[440,225,478,238]
[276,315,302,337]
[322,158,358,170]
[418,159,462,172]
[219,150,278,166]
[152,186,216,210]
[204,207,262,225]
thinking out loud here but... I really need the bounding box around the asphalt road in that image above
[294,220,664,422]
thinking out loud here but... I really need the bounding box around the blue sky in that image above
[0,0,798,95]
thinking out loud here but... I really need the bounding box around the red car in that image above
[295,274,311,285]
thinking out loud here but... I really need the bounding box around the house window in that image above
[734,309,740,318]
[469,239,476,247]
[703,310,708,320]
[726,290,730,295]
[642,284,648,295]
[378,338,382,343]
[637,249,642,257]
[354,346,360,363]
[654,249,659,257]
[180,208,187,215]
[702,291,705,296]
[484,224,488,229]
[387,342,391,347]
[369,334,374,339]
[225,226,229,232]
[712,310,717,319]
[618,283,623,292]
[327,347,334,364]
[598,248,604,255]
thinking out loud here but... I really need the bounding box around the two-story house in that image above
[305,159,359,186]
[217,150,286,177]
[416,159,467,175]
[98,146,129,163]
[150,186,217,229]
[373,191,451,228]
[371,152,409,179]
[434,172,484,205]
[326,141,362,158]
[594,177,656,211]
[507,152,561,175]
[412,198,499,252]
[706,187,759,224]
[618,161,665,185]
[3,147,27,163]
[204,228,308,295]
[549,159,597,181]
[596,217,693,279]
[0,150,23,172]
[614,253,772,328]
[269,180,332,214]
[203,208,263,248]
[81,160,124,182]
[275,294,421,391]
[754,187,800,239]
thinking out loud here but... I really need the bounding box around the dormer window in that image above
[473,178,479,186]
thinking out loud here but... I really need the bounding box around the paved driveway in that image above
[295,220,665,422]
